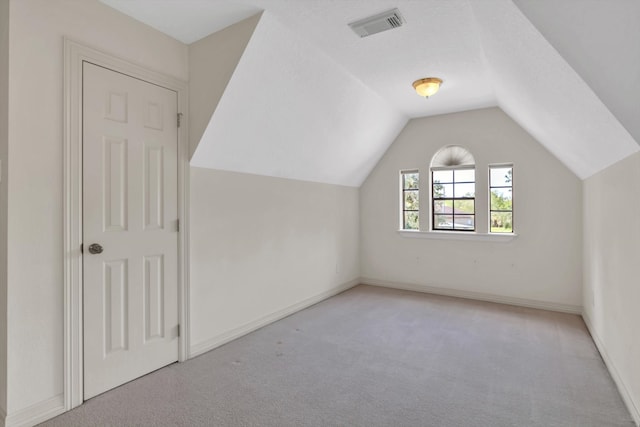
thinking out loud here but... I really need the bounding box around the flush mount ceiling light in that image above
[412,77,443,98]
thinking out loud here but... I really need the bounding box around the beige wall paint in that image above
[189,168,359,351]
[0,0,9,417]
[188,13,260,158]
[583,153,640,423]
[6,0,187,415]
[360,107,583,307]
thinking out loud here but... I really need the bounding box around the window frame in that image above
[489,164,514,234]
[431,165,476,232]
[400,170,420,230]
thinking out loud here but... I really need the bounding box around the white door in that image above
[83,62,179,399]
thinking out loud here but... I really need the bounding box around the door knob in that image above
[88,243,103,254]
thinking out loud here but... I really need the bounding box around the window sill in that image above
[397,230,517,242]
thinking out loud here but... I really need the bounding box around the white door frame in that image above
[63,39,190,410]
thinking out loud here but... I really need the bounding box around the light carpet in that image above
[40,285,634,426]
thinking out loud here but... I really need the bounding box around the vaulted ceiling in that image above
[101,0,640,186]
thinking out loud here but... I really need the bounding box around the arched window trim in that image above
[430,146,476,232]
[431,145,475,168]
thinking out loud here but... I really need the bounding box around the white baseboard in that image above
[582,312,640,426]
[4,394,65,427]
[360,277,583,314]
[189,278,360,358]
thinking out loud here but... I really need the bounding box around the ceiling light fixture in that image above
[412,77,443,98]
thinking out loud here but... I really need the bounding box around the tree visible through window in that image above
[490,166,513,233]
[431,145,476,232]
[432,168,475,231]
[401,171,419,230]
[399,147,513,235]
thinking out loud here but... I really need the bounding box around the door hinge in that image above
[177,324,181,337]
[176,219,180,232]
[177,113,183,128]
[80,243,83,253]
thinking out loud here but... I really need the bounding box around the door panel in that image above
[83,62,179,399]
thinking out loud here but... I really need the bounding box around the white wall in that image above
[188,13,259,158]
[6,0,187,417]
[583,153,640,424]
[0,0,9,418]
[361,107,583,309]
[189,168,359,354]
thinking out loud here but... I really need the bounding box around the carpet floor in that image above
[41,285,634,426]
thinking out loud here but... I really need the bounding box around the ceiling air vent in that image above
[348,8,405,38]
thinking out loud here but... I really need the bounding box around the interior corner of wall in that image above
[188,10,263,161]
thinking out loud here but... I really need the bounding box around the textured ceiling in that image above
[190,12,407,186]
[100,0,640,184]
[513,0,640,150]
[252,0,497,119]
[470,0,638,178]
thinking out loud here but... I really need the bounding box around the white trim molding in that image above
[190,279,360,358]
[398,230,517,242]
[582,312,640,426]
[63,39,190,411]
[3,394,64,427]
[360,278,582,314]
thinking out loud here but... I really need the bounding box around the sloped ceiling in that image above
[470,0,638,179]
[101,0,640,184]
[256,0,497,119]
[191,12,407,186]
[513,0,640,153]
[188,14,261,159]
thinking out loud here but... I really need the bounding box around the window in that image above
[399,147,514,237]
[401,170,419,230]
[432,168,475,231]
[489,165,513,233]
[431,146,475,232]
